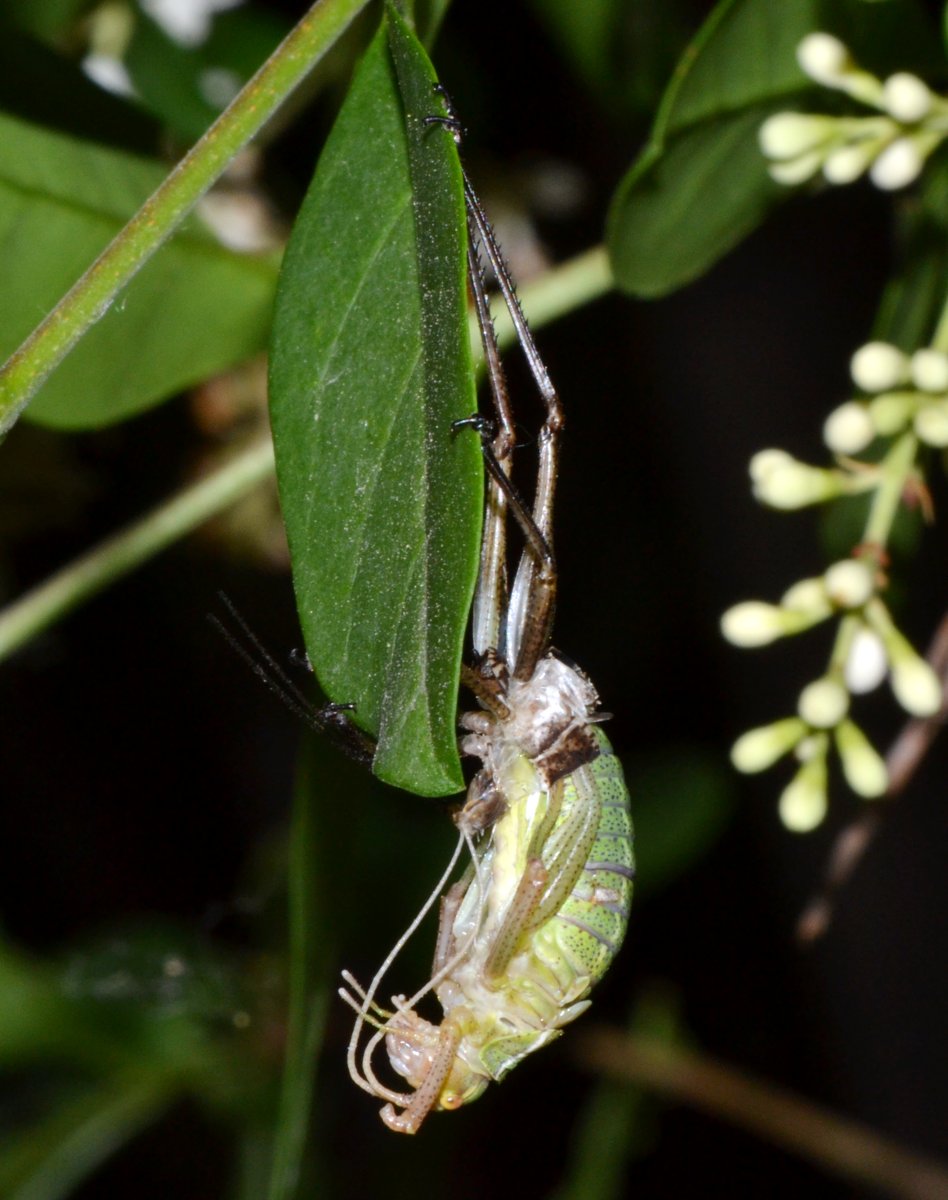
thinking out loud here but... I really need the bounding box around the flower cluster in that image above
[722,335,944,832]
[760,33,948,191]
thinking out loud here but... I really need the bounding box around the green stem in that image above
[0,244,610,661]
[476,244,612,360]
[0,437,274,663]
[828,431,917,676]
[0,0,371,436]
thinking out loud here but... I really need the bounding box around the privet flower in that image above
[833,340,948,448]
[760,34,948,192]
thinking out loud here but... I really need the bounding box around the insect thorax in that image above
[461,651,602,802]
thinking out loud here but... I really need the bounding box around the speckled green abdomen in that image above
[550,728,634,984]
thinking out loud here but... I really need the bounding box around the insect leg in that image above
[461,175,563,681]
[209,595,376,768]
[379,1017,465,1134]
[467,236,516,658]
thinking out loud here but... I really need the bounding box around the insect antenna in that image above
[342,829,468,1098]
[356,825,494,1101]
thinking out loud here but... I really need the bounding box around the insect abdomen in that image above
[550,729,633,984]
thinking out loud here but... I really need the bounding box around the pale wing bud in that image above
[870,137,924,190]
[834,720,888,798]
[850,342,909,392]
[731,717,807,773]
[914,401,948,447]
[844,625,888,693]
[798,677,849,728]
[882,73,933,123]
[823,400,875,454]
[823,559,874,608]
[779,752,828,832]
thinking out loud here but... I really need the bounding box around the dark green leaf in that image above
[874,155,948,349]
[525,0,691,117]
[608,0,822,296]
[0,113,278,429]
[608,0,942,297]
[268,10,481,796]
[266,745,337,1200]
[626,748,736,894]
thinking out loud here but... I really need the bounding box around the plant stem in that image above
[828,431,917,677]
[0,245,611,660]
[476,245,612,360]
[577,1028,948,1200]
[0,437,274,662]
[0,0,371,436]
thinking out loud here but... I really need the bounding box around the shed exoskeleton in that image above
[339,98,634,1135]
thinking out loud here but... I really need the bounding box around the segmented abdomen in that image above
[550,727,634,984]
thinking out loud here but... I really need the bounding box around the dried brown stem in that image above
[797,610,948,942]
[576,1028,948,1200]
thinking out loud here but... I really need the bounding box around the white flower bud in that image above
[721,601,809,647]
[781,576,831,617]
[779,754,828,832]
[910,348,948,392]
[867,600,943,716]
[797,33,850,87]
[731,717,807,773]
[759,112,836,159]
[823,559,874,608]
[752,457,842,509]
[868,391,916,435]
[823,140,877,184]
[749,448,794,482]
[798,677,849,728]
[882,72,933,123]
[768,151,825,186]
[914,401,948,447]
[891,654,942,717]
[844,625,888,693]
[870,137,924,189]
[850,342,908,392]
[823,400,875,454]
[834,719,888,798]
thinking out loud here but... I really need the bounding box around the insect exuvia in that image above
[337,93,634,1135]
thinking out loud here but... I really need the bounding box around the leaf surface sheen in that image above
[269,10,481,796]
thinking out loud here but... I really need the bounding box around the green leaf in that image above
[266,745,336,1200]
[0,112,278,429]
[874,155,948,349]
[608,0,822,297]
[626,748,736,895]
[268,10,482,796]
[525,0,692,118]
[0,1079,169,1200]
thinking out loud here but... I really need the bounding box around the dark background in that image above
[1,1,946,1196]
